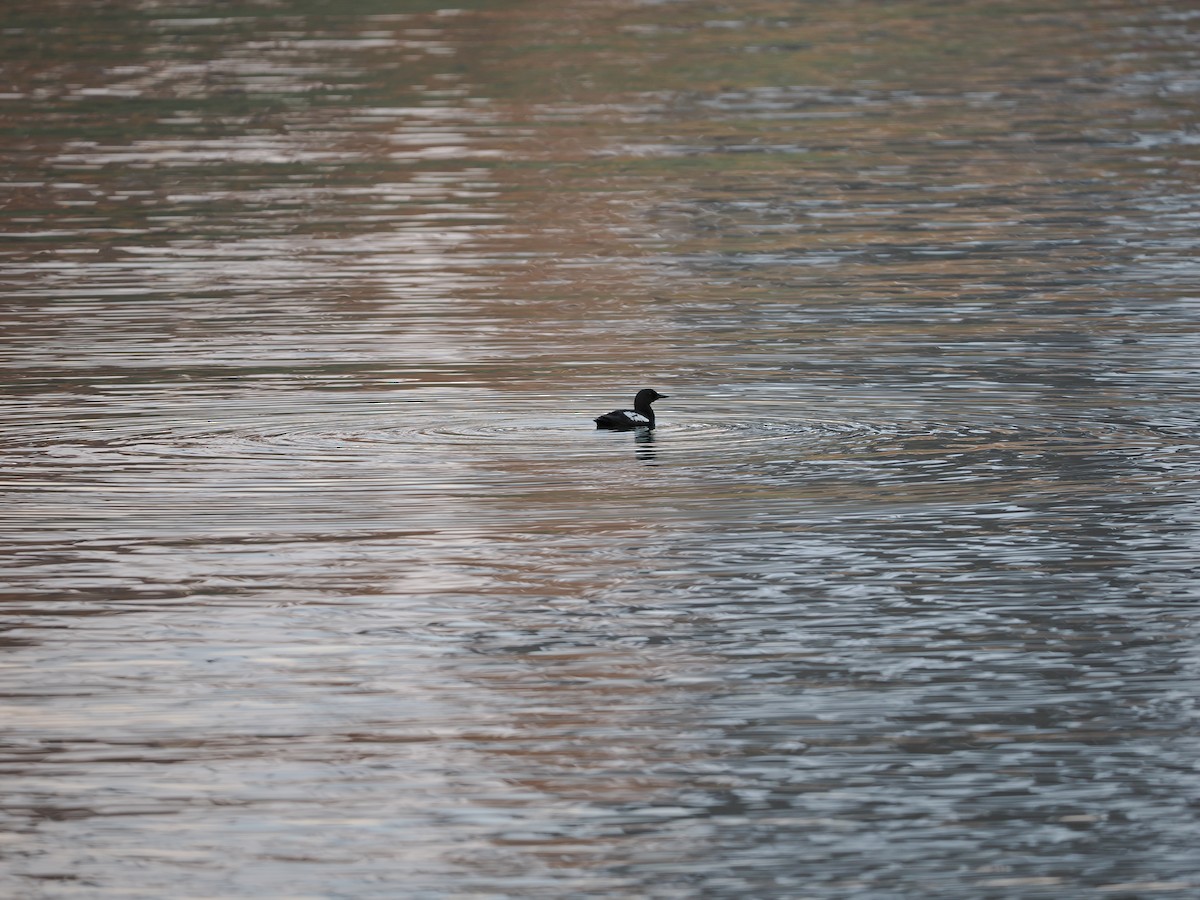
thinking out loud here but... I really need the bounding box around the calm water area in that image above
[3,0,1200,896]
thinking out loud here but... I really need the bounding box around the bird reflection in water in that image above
[634,428,658,464]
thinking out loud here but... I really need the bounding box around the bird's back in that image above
[594,409,651,429]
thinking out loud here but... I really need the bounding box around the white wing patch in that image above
[622,411,649,424]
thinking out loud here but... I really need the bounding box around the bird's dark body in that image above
[594,410,650,429]
[594,389,667,430]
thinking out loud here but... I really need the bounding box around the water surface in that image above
[2,1,1200,896]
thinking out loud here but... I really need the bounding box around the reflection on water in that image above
[2,0,1200,896]
[633,428,658,463]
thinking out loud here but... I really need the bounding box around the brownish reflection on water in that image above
[2,0,1200,897]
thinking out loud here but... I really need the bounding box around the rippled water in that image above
[3,1,1200,897]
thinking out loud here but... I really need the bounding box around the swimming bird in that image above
[594,389,668,430]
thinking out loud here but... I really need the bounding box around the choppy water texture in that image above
[3,1,1200,897]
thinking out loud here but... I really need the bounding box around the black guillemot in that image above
[594,388,668,430]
